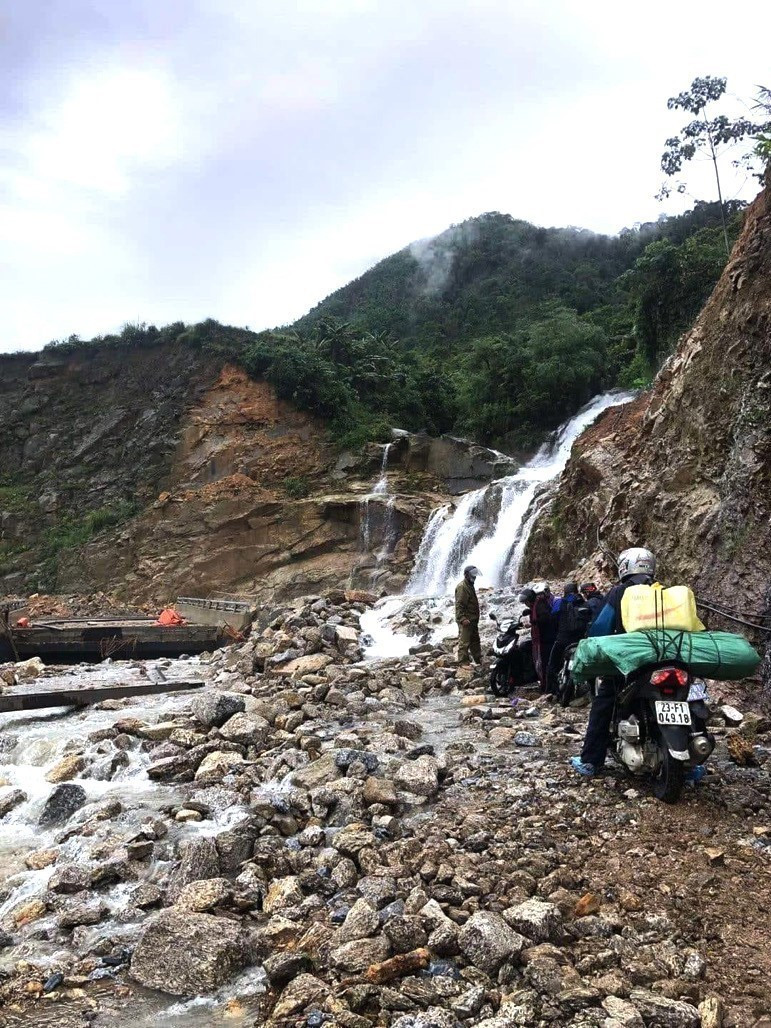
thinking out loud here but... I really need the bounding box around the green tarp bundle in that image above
[571,630,760,684]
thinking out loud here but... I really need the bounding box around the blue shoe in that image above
[686,765,707,784]
[570,756,597,777]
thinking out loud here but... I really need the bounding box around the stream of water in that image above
[362,390,635,658]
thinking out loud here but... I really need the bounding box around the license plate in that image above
[655,701,692,726]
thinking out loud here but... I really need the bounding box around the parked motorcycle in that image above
[556,643,592,707]
[489,612,537,697]
[608,663,714,803]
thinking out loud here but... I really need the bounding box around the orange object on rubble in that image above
[157,608,185,626]
[16,617,30,628]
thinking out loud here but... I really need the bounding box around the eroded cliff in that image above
[524,169,771,651]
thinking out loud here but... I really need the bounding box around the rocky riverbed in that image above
[0,591,770,1028]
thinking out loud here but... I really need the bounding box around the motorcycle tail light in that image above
[650,667,689,687]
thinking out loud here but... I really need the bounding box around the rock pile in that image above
[0,589,770,1027]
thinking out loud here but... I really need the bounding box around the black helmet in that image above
[518,588,536,605]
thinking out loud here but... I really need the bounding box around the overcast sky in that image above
[2,0,769,353]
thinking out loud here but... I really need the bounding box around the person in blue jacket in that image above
[570,547,656,776]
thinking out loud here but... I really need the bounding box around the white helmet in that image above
[531,581,549,595]
[617,547,656,581]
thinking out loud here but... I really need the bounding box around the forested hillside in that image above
[34,201,742,455]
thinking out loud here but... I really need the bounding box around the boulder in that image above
[273,973,329,1018]
[191,692,245,729]
[39,784,87,826]
[45,754,86,783]
[394,755,440,797]
[194,750,244,781]
[336,898,380,944]
[330,934,391,973]
[174,877,231,912]
[0,787,26,818]
[219,712,270,747]
[458,911,527,974]
[271,654,334,678]
[363,776,398,806]
[503,899,562,943]
[166,837,221,902]
[13,656,45,681]
[602,996,645,1027]
[629,990,700,1028]
[130,910,246,995]
[264,876,304,914]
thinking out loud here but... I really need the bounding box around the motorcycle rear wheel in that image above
[652,747,685,803]
[490,666,508,697]
[558,674,575,708]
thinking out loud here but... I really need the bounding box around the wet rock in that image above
[174,877,231,912]
[49,863,91,894]
[24,848,58,870]
[146,754,195,781]
[264,950,313,986]
[130,910,246,995]
[458,911,527,974]
[513,731,538,747]
[0,786,27,818]
[45,754,85,783]
[13,656,45,680]
[58,900,107,929]
[39,784,87,826]
[219,711,270,746]
[166,837,221,902]
[629,989,700,1028]
[194,749,245,781]
[336,898,380,944]
[503,899,562,943]
[192,691,245,729]
[273,973,329,1018]
[394,755,440,797]
[336,748,379,773]
[290,752,342,789]
[330,934,391,972]
[264,875,304,914]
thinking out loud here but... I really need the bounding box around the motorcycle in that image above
[609,662,715,803]
[489,612,537,697]
[556,642,592,708]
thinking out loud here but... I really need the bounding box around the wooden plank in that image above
[0,680,205,713]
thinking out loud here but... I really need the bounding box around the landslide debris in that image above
[0,593,770,1027]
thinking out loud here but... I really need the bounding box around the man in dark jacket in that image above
[546,582,591,695]
[530,582,556,691]
[580,582,605,624]
[570,547,656,775]
[455,565,482,665]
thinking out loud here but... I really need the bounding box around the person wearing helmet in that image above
[546,582,592,695]
[455,565,482,666]
[528,582,557,691]
[571,547,656,776]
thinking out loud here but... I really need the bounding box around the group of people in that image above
[454,547,683,779]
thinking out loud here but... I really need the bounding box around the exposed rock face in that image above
[386,433,518,494]
[524,169,771,694]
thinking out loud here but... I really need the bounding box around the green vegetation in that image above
[39,198,744,452]
[37,501,138,591]
[284,476,311,500]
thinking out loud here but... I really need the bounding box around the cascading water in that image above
[363,391,635,657]
[359,442,397,561]
[408,390,635,595]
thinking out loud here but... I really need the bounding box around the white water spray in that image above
[362,391,634,658]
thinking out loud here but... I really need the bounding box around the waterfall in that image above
[407,390,635,596]
[358,443,397,564]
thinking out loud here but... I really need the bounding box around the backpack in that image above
[561,596,592,635]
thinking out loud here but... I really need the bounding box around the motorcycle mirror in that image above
[490,612,499,622]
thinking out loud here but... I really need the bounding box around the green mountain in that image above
[35,201,743,454]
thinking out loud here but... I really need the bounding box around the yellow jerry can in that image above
[621,583,706,633]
